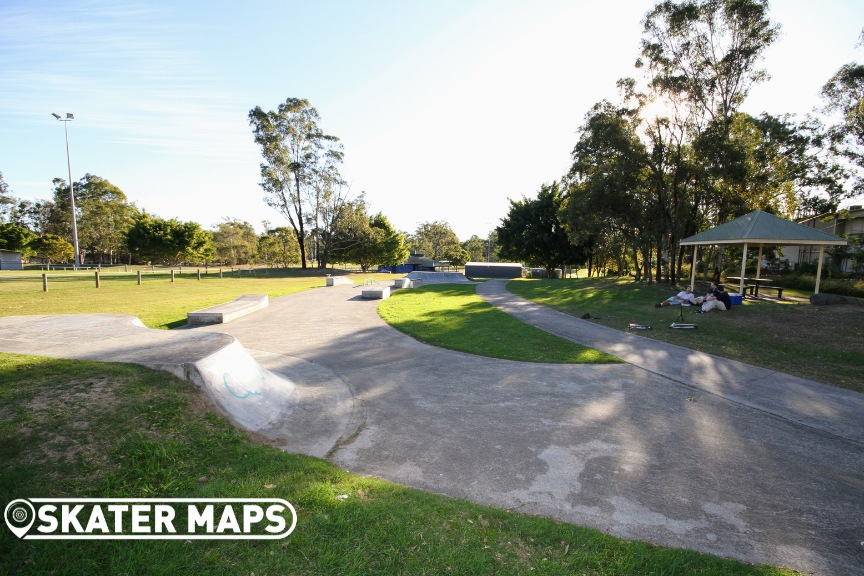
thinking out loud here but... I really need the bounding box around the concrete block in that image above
[326,276,354,286]
[362,286,390,300]
[393,278,412,289]
[188,294,269,325]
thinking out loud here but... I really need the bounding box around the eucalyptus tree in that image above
[249,98,345,269]
[640,0,780,125]
[0,171,13,221]
[821,29,864,200]
[565,101,658,281]
[640,0,780,234]
[47,174,134,264]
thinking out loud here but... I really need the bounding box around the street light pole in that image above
[52,112,80,269]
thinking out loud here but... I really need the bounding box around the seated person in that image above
[657,286,699,307]
[699,282,731,312]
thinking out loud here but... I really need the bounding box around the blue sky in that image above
[1,0,862,240]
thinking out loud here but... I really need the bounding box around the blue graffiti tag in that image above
[223,371,263,399]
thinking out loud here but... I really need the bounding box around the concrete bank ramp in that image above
[406,271,474,284]
[0,314,297,436]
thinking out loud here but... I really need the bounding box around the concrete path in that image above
[1,282,862,575]
[190,283,863,576]
[476,280,864,443]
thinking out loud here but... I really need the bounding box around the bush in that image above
[776,274,864,298]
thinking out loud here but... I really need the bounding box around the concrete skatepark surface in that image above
[1,281,862,575]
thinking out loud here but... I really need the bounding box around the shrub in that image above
[776,274,864,297]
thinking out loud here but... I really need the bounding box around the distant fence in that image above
[1,266,273,292]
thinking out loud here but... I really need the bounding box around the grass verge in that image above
[507,277,864,392]
[0,269,395,330]
[0,352,798,575]
[378,284,620,364]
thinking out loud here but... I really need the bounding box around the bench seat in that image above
[187,294,269,325]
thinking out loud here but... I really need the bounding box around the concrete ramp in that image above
[0,314,297,435]
[406,271,474,284]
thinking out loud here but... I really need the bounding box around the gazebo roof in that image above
[680,210,847,246]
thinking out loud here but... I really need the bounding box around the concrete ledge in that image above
[188,294,269,325]
[326,276,354,286]
[362,286,390,300]
[393,278,412,289]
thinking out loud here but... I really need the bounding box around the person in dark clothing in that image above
[699,282,731,312]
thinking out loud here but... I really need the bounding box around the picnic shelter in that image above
[680,210,847,296]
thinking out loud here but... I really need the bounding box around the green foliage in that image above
[776,274,864,297]
[342,212,409,272]
[249,98,344,269]
[497,182,585,276]
[29,234,74,264]
[821,49,864,198]
[257,226,301,267]
[640,0,780,121]
[211,219,259,266]
[49,174,135,263]
[410,221,465,264]
[0,222,35,254]
[125,213,213,266]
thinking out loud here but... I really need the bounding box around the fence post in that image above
[171,269,175,283]
[125,264,128,272]
[137,270,142,285]
[197,269,201,281]
[42,273,48,292]
[95,271,100,288]
[219,268,223,279]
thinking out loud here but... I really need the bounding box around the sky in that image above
[1,0,863,241]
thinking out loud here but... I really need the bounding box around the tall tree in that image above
[462,235,487,262]
[565,101,656,281]
[47,174,135,264]
[257,227,301,268]
[820,30,864,199]
[249,98,345,269]
[410,221,465,263]
[640,0,780,125]
[497,182,585,278]
[343,212,409,272]
[212,219,259,266]
[0,171,14,222]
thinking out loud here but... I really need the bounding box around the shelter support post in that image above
[815,246,825,294]
[756,245,763,282]
[690,245,697,290]
[739,243,748,296]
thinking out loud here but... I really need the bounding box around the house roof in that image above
[680,210,847,246]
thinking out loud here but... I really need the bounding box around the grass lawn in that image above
[507,277,864,393]
[378,284,620,364]
[0,269,395,329]
[0,352,799,576]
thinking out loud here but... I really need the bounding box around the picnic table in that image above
[725,277,784,299]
